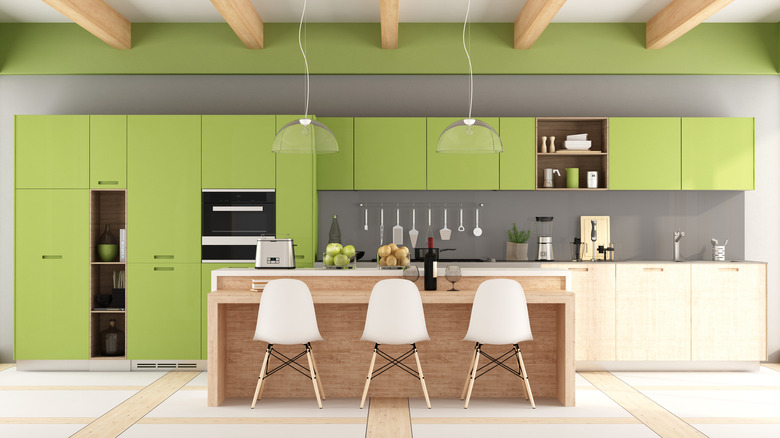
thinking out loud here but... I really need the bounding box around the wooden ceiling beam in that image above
[646,0,734,49]
[210,0,264,49]
[514,0,567,49]
[380,0,399,49]
[41,0,131,49]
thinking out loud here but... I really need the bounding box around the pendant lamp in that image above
[436,0,502,154]
[272,0,338,154]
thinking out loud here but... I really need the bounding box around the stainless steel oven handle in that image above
[212,206,264,212]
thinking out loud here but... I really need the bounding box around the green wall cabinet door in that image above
[275,115,318,267]
[14,189,88,359]
[90,115,127,189]
[499,118,536,190]
[127,263,200,359]
[354,118,426,190]
[200,263,253,359]
[127,115,201,263]
[15,115,89,189]
[682,118,754,190]
[202,115,276,189]
[316,117,354,190]
[609,118,682,190]
[426,117,500,190]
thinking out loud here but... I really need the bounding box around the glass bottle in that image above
[97,224,119,262]
[328,215,341,244]
[100,319,125,356]
[424,237,437,291]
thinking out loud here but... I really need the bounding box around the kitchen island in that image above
[207,267,574,407]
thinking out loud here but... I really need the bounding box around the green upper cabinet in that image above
[201,263,252,359]
[15,115,89,189]
[14,189,88,360]
[316,117,354,190]
[275,115,318,267]
[90,115,127,189]
[426,117,500,190]
[127,115,201,263]
[499,118,535,190]
[202,115,276,189]
[354,118,426,190]
[127,263,200,360]
[609,118,682,190]
[682,118,754,190]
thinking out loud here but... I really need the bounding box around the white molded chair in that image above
[251,279,325,409]
[462,279,535,408]
[359,279,431,409]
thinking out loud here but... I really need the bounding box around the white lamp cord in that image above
[299,0,310,120]
[463,0,473,120]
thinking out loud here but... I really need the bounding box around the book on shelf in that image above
[119,228,126,262]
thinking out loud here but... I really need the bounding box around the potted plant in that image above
[506,224,530,261]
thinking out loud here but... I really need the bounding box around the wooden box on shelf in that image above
[535,117,609,190]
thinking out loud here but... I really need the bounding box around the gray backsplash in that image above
[317,190,745,262]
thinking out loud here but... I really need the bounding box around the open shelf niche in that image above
[535,117,609,190]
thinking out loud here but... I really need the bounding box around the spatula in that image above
[440,205,452,240]
[409,207,419,248]
[393,207,404,246]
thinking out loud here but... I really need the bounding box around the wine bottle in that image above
[328,214,341,244]
[424,237,437,291]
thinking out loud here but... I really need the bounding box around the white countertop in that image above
[213,267,571,277]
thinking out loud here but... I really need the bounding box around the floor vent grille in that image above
[132,361,204,371]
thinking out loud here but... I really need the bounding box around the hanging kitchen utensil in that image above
[379,205,384,246]
[440,205,452,240]
[393,206,404,245]
[473,205,483,237]
[458,205,465,232]
[363,204,369,231]
[426,205,434,241]
[409,206,419,248]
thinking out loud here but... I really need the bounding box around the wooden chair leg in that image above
[251,346,272,409]
[461,344,479,400]
[516,348,535,409]
[514,345,529,401]
[464,345,481,409]
[412,346,431,409]
[305,347,323,409]
[360,347,378,409]
[308,344,326,400]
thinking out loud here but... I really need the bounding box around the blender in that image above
[534,217,554,261]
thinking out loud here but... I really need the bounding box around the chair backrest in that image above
[463,279,533,345]
[253,279,323,345]
[360,279,430,345]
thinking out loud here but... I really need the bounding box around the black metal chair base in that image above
[360,343,431,409]
[250,342,325,409]
[462,342,535,409]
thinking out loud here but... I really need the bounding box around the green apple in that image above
[334,254,350,267]
[326,242,343,257]
[342,244,356,258]
[324,254,335,266]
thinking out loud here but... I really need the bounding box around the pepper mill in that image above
[541,136,548,153]
[549,136,556,153]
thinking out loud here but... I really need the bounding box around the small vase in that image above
[549,136,556,153]
[540,136,548,153]
[506,242,529,261]
[97,224,118,262]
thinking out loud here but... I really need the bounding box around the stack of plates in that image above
[251,279,269,292]
[564,133,591,150]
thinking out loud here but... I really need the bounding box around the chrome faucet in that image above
[673,230,685,262]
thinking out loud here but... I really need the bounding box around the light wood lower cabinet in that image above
[615,264,691,361]
[691,264,767,361]
[542,263,615,361]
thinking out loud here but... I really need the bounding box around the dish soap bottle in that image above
[328,215,341,244]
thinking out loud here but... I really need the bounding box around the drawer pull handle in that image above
[98,180,119,185]
[42,255,63,260]
[643,267,664,272]
[718,267,739,272]
[154,255,174,260]
[154,267,174,271]
[568,267,589,272]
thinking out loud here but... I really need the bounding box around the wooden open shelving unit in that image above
[536,117,609,190]
[89,190,127,359]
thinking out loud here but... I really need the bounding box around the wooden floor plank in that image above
[366,397,411,438]
[70,371,198,438]
[763,363,780,373]
[137,417,367,424]
[0,363,15,372]
[580,371,707,438]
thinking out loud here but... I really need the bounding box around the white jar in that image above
[587,171,598,188]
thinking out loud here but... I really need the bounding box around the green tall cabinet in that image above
[202,115,276,189]
[499,118,536,190]
[316,117,354,190]
[275,115,318,267]
[426,117,500,190]
[15,115,89,189]
[15,189,89,359]
[354,118,427,190]
[609,118,682,190]
[90,115,127,189]
[682,118,754,190]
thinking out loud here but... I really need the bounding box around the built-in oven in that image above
[202,190,275,262]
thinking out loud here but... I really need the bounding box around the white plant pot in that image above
[506,242,529,261]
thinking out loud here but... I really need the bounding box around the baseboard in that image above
[15,359,205,371]
[131,360,206,371]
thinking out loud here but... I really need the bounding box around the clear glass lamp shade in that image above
[436,118,503,153]
[271,118,339,154]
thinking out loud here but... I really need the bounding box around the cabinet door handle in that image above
[718,267,739,272]
[98,180,119,185]
[212,206,264,212]
[154,267,174,271]
[154,255,174,260]
[41,255,63,260]
[643,267,664,272]
[568,267,589,272]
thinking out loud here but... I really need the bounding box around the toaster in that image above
[255,237,296,269]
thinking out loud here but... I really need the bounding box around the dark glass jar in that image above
[100,319,125,356]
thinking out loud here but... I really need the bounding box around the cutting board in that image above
[580,216,610,260]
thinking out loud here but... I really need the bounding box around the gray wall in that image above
[1,75,778,363]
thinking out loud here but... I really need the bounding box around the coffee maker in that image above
[534,217,554,261]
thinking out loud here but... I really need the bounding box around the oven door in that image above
[202,236,258,263]
[202,191,275,237]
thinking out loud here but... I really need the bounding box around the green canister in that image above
[566,168,579,188]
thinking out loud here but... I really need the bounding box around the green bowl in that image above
[97,244,119,262]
